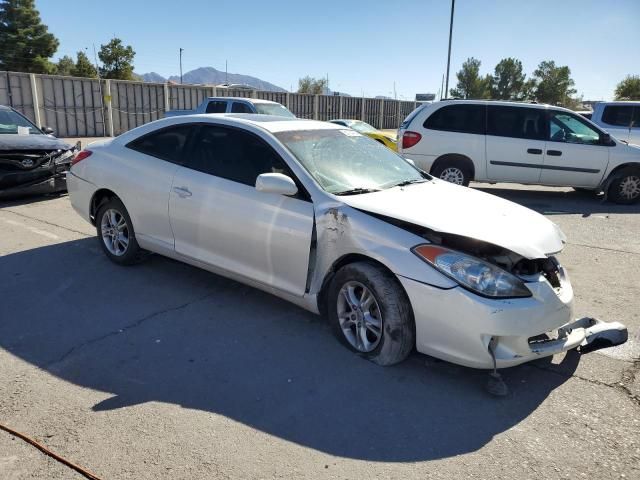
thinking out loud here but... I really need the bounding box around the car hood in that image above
[0,134,72,151]
[339,180,565,259]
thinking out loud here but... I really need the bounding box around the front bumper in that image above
[0,158,72,199]
[398,269,626,369]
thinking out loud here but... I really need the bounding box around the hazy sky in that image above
[41,0,639,100]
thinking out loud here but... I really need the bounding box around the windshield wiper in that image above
[387,178,428,188]
[333,187,381,196]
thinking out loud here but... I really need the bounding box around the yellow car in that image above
[329,119,398,151]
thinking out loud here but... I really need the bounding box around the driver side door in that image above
[168,124,314,296]
[540,110,610,187]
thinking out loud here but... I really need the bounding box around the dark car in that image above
[0,105,77,198]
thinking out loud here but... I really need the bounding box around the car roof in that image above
[0,104,13,111]
[205,97,280,105]
[436,99,551,109]
[199,113,342,132]
[114,114,343,144]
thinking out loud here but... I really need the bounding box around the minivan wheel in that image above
[96,198,146,265]
[328,262,414,366]
[607,168,640,204]
[432,159,472,186]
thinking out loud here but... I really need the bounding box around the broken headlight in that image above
[54,150,74,164]
[412,244,532,299]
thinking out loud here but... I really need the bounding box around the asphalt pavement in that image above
[0,184,638,479]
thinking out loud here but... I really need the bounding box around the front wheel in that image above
[96,197,146,265]
[607,168,640,204]
[327,262,414,366]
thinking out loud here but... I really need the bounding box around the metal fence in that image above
[0,71,419,137]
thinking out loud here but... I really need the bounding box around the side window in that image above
[126,125,193,164]
[601,106,633,127]
[487,106,545,140]
[231,102,253,113]
[633,107,640,128]
[424,104,485,134]
[548,111,601,145]
[205,101,227,113]
[187,125,290,186]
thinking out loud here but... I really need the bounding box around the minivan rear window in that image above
[602,105,633,127]
[423,104,485,135]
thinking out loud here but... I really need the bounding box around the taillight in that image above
[72,150,92,166]
[402,131,422,149]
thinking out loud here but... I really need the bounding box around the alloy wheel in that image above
[439,167,465,185]
[100,208,130,256]
[619,175,640,200]
[337,281,383,352]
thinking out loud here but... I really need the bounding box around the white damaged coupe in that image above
[67,114,627,370]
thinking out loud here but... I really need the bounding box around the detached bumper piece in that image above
[529,317,628,356]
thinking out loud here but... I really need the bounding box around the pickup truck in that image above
[165,97,295,118]
[590,101,640,145]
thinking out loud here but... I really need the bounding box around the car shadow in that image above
[473,184,640,216]
[0,237,580,462]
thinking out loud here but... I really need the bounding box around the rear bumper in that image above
[66,171,96,223]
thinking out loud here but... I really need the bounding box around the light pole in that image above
[444,0,455,99]
[179,48,184,84]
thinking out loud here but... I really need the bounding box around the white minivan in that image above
[398,100,640,204]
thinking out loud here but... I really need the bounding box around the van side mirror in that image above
[42,126,54,135]
[600,133,613,145]
[255,173,298,196]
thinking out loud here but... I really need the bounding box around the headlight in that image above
[54,150,74,164]
[412,244,532,299]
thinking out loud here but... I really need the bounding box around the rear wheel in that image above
[431,158,472,186]
[96,198,146,265]
[607,168,640,204]
[327,262,414,366]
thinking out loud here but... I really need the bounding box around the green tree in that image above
[531,60,577,106]
[614,75,640,100]
[0,0,59,73]
[449,57,490,99]
[55,55,74,76]
[297,76,327,94]
[98,38,135,80]
[72,51,97,78]
[490,57,526,100]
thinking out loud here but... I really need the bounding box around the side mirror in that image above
[600,132,613,145]
[405,158,416,166]
[42,126,55,135]
[255,173,298,196]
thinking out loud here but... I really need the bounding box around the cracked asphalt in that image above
[1,183,639,479]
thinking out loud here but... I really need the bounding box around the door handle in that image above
[547,150,562,156]
[527,148,542,155]
[173,186,192,198]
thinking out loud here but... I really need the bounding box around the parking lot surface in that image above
[1,183,639,479]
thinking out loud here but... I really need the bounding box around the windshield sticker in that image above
[340,129,362,137]
[17,126,30,135]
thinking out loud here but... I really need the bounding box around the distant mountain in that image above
[140,72,166,83]
[138,67,286,92]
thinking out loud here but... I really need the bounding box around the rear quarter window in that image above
[423,104,486,135]
[601,105,633,127]
[126,124,194,164]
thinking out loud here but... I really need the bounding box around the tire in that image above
[431,158,472,186]
[327,262,414,366]
[96,197,146,265]
[607,167,640,204]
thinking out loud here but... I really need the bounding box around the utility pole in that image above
[440,74,445,100]
[444,0,455,99]
[179,48,184,84]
